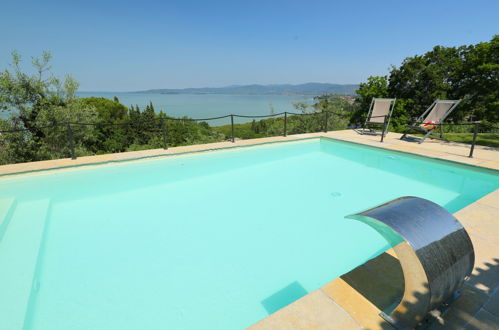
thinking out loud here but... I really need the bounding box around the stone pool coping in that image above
[1,130,498,329]
[1,130,498,177]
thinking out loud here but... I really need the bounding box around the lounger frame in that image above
[400,99,461,144]
[360,98,396,137]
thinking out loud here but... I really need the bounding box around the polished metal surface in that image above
[346,196,474,329]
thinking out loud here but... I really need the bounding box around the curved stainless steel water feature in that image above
[346,196,474,329]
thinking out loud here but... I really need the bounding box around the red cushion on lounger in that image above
[419,121,438,130]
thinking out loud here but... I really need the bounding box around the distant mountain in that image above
[136,83,359,96]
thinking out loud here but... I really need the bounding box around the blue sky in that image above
[1,0,497,91]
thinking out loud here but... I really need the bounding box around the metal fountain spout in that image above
[346,196,474,329]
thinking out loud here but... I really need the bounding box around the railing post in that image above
[324,111,329,133]
[66,123,76,160]
[380,115,388,143]
[284,112,287,137]
[161,117,168,150]
[231,114,235,143]
[469,122,479,158]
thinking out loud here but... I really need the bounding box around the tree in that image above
[353,35,499,131]
[35,99,98,158]
[0,51,79,135]
[0,51,97,162]
[293,101,311,114]
[387,35,498,124]
[350,76,389,126]
[79,97,130,152]
[388,46,463,121]
[455,36,499,122]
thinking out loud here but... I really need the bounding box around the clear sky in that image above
[1,0,497,91]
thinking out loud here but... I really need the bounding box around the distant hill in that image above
[136,83,359,96]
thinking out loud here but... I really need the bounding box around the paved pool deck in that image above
[1,130,498,329]
[1,130,498,177]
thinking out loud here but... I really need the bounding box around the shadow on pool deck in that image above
[340,252,404,313]
[250,250,499,329]
[387,257,499,329]
[336,253,499,329]
[328,251,499,329]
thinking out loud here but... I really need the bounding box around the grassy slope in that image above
[444,133,499,148]
[218,122,499,148]
[420,133,499,148]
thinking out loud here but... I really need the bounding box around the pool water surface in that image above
[0,138,497,329]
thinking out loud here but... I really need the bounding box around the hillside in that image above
[136,83,359,96]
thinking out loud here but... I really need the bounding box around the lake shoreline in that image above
[76,92,314,125]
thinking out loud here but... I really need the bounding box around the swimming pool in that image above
[1,138,498,330]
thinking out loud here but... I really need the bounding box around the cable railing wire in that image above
[233,112,285,118]
[1,110,497,161]
[404,121,498,158]
[0,110,350,133]
[0,110,338,161]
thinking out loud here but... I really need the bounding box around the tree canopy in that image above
[354,35,499,130]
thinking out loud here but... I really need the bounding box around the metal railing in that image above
[420,122,499,158]
[466,122,499,158]
[1,111,497,162]
[0,110,346,161]
[360,116,498,157]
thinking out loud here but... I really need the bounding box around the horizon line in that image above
[77,81,360,93]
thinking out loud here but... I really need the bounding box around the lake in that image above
[77,92,313,126]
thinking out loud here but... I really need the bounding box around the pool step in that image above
[0,198,16,243]
[0,199,50,330]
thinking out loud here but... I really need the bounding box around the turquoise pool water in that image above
[0,138,498,330]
